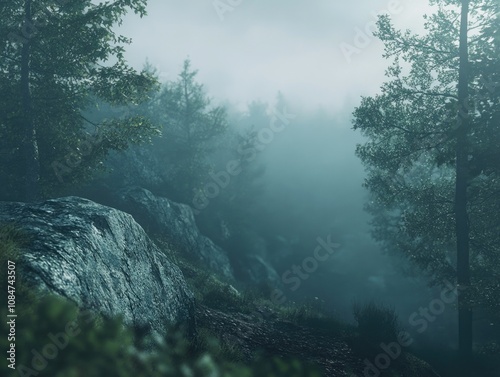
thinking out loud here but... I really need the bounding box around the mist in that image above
[1,1,498,376]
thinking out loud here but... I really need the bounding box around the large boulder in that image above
[0,197,195,335]
[114,187,234,280]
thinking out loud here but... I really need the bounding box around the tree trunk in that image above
[21,0,40,202]
[456,0,472,366]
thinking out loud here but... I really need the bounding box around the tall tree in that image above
[195,100,267,245]
[150,59,228,202]
[20,0,39,201]
[97,59,229,204]
[0,0,158,201]
[353,0,499,365]
[456,0,472,360]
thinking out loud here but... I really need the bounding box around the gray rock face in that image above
[0,197,194,335]
[115,187,234,280]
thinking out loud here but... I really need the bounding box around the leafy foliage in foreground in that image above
[351,301,401,357]
[0,293,322,377]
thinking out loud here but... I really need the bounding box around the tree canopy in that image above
[0,0,158,201]
[353,0,500,359]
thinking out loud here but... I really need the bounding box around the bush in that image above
[0,223,36,309]
[351,301,400,356]
[0,295,136,377]
[278,298,350,338]
[0,283,322,377]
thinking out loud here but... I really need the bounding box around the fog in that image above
[2,0,498,376]
[115,0,457,347]
[118,0,435,111]
[223,101,454,332]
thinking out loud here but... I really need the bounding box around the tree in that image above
[0,0,158,201]
[148,59,228,202]
[352,0,500,365]
[195,100,267,246]
[455,0,472,360]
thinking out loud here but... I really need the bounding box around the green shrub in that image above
[0,286,323,377]
[0,223,36,309]
[278,298,351,338]
[0,295,136,377]
[351,301,400,357]
[0,223,24,259]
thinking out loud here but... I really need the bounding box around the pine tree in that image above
[152,59,228,202]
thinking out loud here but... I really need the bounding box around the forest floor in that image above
[195,304,441,377]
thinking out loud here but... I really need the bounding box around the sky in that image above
[118,0,437,115]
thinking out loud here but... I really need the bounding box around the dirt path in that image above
[196,304,363,376]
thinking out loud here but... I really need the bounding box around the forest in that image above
[0,1,499,377]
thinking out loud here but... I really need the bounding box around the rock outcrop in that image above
[114,187,234,280]
[0,197,194,335]
[227,229,281,285]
